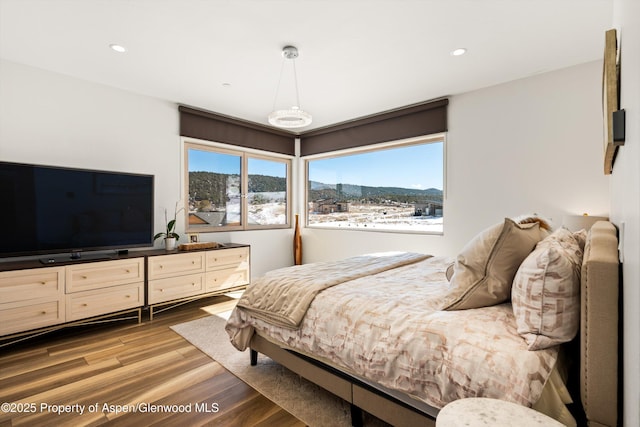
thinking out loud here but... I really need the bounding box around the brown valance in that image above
[179,98,447,157]
[299,98,448,156]
[179,105,296,156]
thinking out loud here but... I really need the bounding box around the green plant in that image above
[154,202,185,242]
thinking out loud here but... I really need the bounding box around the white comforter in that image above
[225,255,558,410]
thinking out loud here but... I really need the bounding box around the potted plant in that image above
[154,202,185,250]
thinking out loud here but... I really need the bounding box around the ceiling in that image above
[0,0,613,132]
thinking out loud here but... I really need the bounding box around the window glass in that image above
[306,139,444,233]
[247,157,288,226]
[185,142,291,232]
[188,148,242,230]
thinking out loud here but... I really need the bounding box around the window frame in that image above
[303,134,446,235]
[184,140,292,233]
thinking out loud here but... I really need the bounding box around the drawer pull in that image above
[82,303,88,307]
[40,281,47,285]
[160,289,164,292]
[126,269,130,273]
[159,265,164,269]
[192,283,196,286]
[82,275,88,279]
[41,311,47,315]
[126,295,131,298]
[191,261,195,264]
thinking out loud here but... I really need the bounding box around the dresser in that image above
[0,243,250,342]
[147,244,250,319]
[0,257,144,341]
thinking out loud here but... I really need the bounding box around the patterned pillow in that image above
[442,218,543,310]
[512,228,584,350]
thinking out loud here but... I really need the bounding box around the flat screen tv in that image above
[0,161,154,261]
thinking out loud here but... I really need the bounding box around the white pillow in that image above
[512,228,584,350]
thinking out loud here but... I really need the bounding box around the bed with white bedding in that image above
[225,219,619,427]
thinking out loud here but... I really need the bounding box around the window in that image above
[306,136,444,233]
[185,142,291,232]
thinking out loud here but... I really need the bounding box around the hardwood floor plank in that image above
[99,369,244,426]
[113,331,188,365]
[1,357,121,402]
[104,361,223,421]
[0,296,304,427]
[252,409,307,427]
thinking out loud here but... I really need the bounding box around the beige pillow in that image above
[512,228,583,350]
[445,262,455,281]
[442,218,542,310]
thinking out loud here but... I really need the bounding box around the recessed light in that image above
[451,48,467,56]
[109,44,127,53]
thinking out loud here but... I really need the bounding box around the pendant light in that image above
[268,46,313,129]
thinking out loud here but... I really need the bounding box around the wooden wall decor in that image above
[602,29,619,175]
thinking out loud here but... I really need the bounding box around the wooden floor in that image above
[0,295,306,427]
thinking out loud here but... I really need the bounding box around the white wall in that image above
[0,59,295,277]
[0,58,612,275]
[301,61,610,263]
[611,0,640,425]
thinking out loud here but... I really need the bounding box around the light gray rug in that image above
[171,314,356,426]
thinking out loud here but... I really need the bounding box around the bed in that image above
[225,219,619,427]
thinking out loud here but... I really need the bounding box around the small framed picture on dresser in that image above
[188,233,199,243]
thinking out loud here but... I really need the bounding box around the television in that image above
[0,161,154,261]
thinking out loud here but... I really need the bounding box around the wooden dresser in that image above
[0,257,144,341]
[147,245,250,319]
[0,243,250,342]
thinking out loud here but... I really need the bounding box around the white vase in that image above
[165,237,177,251]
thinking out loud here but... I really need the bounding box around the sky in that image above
[188,141,443,190]
[188,150,287,177]
[308,142,443,190]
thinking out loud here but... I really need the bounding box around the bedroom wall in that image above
[300,60,610,263]
[611,0,640,425]
[0,59,292,277]
[0,59,612,271]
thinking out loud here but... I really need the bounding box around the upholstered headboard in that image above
[580,221,619,427]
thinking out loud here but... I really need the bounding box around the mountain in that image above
[308,181,442,203]
[189,172,442,205]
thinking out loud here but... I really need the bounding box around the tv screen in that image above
[0,162,154,259]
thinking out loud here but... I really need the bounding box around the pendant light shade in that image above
[268,46,312,129]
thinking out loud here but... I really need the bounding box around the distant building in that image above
[311,200,350,214]
[414,202,443,217]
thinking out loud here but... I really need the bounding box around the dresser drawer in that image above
[205,267,249,292]
[0,298,65,335]
[148,273,205,304]
[66,282,143,321]
[148,252,205,280]
[66,258,144,293]
[206,247,250,270]
[0,267,64,303]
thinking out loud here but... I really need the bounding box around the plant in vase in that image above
[154,202,185,250]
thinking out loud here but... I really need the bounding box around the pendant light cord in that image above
[271,57,286,112]
[292,59,301,109]
[271,54,302,111]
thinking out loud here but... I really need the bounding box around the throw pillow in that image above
[442,218,543,310]
[512,228,583,350]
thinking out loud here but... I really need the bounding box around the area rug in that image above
[171,314,361,426]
